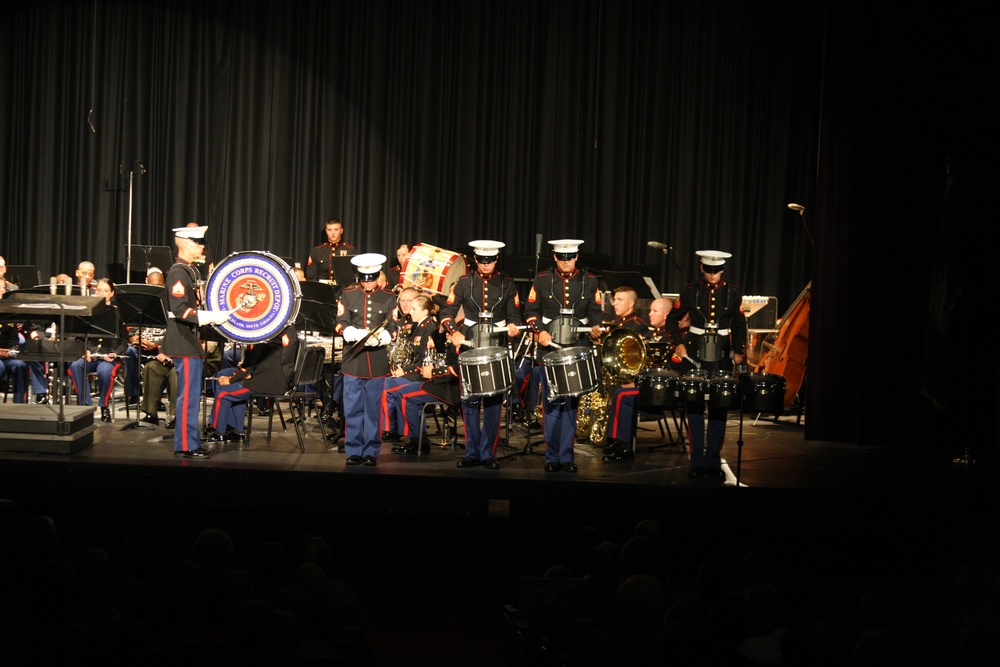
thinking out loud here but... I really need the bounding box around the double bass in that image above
[755,282,810,409]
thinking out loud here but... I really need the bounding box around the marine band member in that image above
[440,240,522,470]
[524,239,605,474]
[666,250,747,480]
[335,253,396,466]
[306,217,355,284]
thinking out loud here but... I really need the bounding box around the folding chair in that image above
[246,344,328,451]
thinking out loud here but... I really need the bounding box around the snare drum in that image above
[542,346,600,398]
[741,373,787,414]
[637,369,680,410]
[708,374,740,409]
[677,372,710,402]
[205,251,301,343]
[458,346,514,398]
[399,244,468,296]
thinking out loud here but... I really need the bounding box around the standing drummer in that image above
[524,239,604,474]
[440,240,523,470]
[336,253,396,466]
[666,250,747,480]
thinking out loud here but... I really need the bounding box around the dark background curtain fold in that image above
[2,0,993,446]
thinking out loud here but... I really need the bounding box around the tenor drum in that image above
[637,369,680,410]
[677,371,709,402]
[205,251,301,343]
[741,373,787,414]
[542,346,600,398]
[458,346,514,398]
[399,243,468,296]
[546,314,586,347]
[708,373,740,409]
[694,332,727,363]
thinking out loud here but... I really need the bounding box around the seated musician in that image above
[205,325,299,443]
[67,278,129,422]
[136,270,175,426]
[393,334,460,450]
[381,292,439,448]
[602,292,669,463]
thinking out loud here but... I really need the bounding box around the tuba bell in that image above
[576,328,647,443]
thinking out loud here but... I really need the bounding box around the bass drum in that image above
[637,369,680,410]
[458,346,514,399]
[542,346,600,398]
[205,251,301,343]
[399,243,468,296]
[741,373,787,414]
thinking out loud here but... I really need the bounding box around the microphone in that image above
[647,241,671,252]
[787,203,805,214]
[535,233,543,256]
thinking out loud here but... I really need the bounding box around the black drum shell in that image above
[458,346,514,398]
[542,346,600,398]
[741,372,786,414]
[637,369,680,410]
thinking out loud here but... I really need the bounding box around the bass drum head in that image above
[205,251,302,343]
[399,244,468,296]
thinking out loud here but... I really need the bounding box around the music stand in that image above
[0,292,111,435]
[124,245,173,284]
[5,265,41,289]
[297,282,338,334]
[330,256,357,294]
[114,286,168,430]
[602,270,656,299]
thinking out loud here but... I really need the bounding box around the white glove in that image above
[342,326,365,343]
[197,310,232,326]
[378,330,392,346]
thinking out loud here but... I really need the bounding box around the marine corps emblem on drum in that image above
[205,251,302,343]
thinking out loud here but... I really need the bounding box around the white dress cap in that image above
[695,250,732,267]
[469,240,505,257]
[549,239,584,254]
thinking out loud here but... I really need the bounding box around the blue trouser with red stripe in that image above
[172,356,204,453]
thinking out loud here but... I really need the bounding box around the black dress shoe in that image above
[176,448,213,458]
[382,431,401,442]
[390,443,407,453]
[141,414,159,425]
[35,394,50,405]
[225,431,246,443]
[482,458,500,470]
[257,406,272,416]
[165,419,176,429]
[561,462,578,473]
[705,467,726,480]
[362,455,377,466]
[602,447,635,463]
[345,455,363,465]
[457,457,480,468]
[203,430,225,443]
[400,441,429,454]
[100,407,112,422]
[544,462,561,473]
[688,467,705,478]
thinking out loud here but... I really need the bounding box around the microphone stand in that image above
[501,234,545,460]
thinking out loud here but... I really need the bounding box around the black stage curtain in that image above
[1,1,991,446]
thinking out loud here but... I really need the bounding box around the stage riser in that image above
[0,404,95,454]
